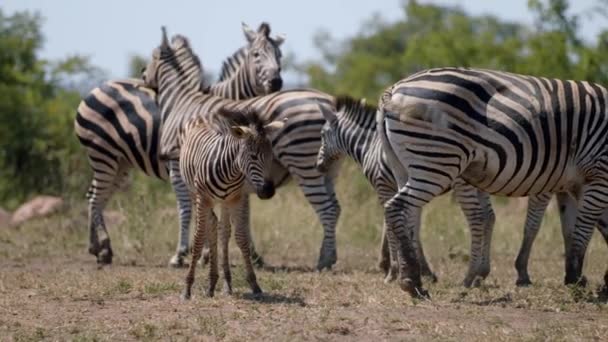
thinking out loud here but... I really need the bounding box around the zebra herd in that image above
[74,22,608,299]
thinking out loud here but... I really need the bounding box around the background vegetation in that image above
[1,0,608,208]
[1,1,608,339]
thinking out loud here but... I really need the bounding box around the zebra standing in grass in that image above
[141,28,343,271]
[377,67,608,298]
[141,30,284,298]
[75,22,284,266]
[315,96,495,287]
[170,110,284,299]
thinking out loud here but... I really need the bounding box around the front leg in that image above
[231,195,262,295]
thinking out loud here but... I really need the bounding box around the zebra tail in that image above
[376,98,409,189]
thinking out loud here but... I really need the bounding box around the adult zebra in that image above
[315,96,495,287]
[377,67,608,298]
[142,28,342,271]
[75,22,284,266]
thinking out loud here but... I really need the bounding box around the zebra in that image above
[315,96,495,287]
[141,28,343,271]
[377,67,608,298]
[168,108,285,299]
[515,192,608,286]
[74,22,284,266]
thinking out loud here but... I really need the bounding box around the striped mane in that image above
[335,95,377,129]
[218,47,247,82]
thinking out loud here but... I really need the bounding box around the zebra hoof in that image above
[423,272,438,283]
[168,254,187,268]
[181,289,192,301]
[251,285,263,298]
[399,279,430,300]
[378,258,391,275]
[97,248,113,265]
[223,282,233,296]
[516,277,533,287]
[252,255,265,269]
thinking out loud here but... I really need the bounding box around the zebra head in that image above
[242,22,285,94]
[142,27,204,93]
[316,102,341,173]
[218,106,286,199]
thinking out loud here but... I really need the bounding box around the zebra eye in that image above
[250,153,258,161]
[252,51,260,58]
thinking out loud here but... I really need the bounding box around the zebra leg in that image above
[168,160,193,268]
[385,176,454,298]
[378,222,391,274]
[453,180,495,287]
[219,205,233,295]
[232,195,262,295]
[412,213,437,282]
[514,193,552,286]
[565,181,608,287]
[299,175,341,271]
[182,194,214,300]
[383,222,401,283]
[86,160,130,264]
[206,209,219,298]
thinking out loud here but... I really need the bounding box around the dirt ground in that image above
[1,186,607,341]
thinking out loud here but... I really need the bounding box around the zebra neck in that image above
[219,137,246,184]
[339,124,379,166]
[208,64,258,100]
[157,81,199,121]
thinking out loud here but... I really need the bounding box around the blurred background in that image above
[1,0,607,219]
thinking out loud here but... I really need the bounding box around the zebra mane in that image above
[217,47,247,82]
[165,34,208,90]
[335,95,378,129]
[216,106,266,136]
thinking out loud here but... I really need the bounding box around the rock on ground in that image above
[10,196,64,226]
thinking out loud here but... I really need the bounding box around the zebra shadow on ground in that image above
[238,292,307,306]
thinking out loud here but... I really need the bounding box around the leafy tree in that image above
[0,9,101,208]
[302,0,608,103]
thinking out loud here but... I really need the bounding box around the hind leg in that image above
[219,206,233,295]
[168,160,193,268]
[565,180,608,287]
[182,194,216,300]
[297,175,341,270]
[86,158,129,264]
[513,193,552,286]
[453,180,496,287]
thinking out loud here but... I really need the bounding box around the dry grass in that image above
[1,162,607,341]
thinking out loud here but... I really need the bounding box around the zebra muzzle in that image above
[256,181,276,199]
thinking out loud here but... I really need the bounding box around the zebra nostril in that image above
[269,77,282,91]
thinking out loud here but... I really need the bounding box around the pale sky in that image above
[2,0,606,82]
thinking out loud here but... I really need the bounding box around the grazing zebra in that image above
[74,22,284,266]
[377,67,608,298]
[171,109,285,299]
[515,192,608,286]
[315,96,495,287]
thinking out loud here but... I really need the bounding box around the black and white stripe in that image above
[316,96,495,287]
[378,67,608,298]
[74,23,284,265]
[176,109,284,299]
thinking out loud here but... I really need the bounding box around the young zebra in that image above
[173,109,284,299]
[315,96,495,287]
[74,22,284,266]
[377,67,608,298]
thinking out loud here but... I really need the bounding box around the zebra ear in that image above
[242,22,256,43]
[160,26,170,52]
[230,126,254,139]
[274,34,286,46]
[264,118,287,135]
[318,102,337,125]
